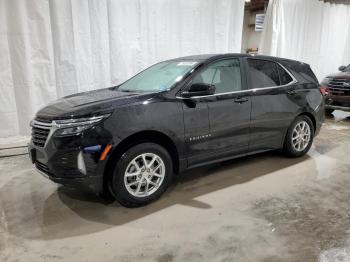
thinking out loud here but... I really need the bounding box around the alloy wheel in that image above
[292,120,311,152]
[124,153,165,197]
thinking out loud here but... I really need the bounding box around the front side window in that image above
[192,59,242,94]
[247,59,280,88]
[118,60,198,92]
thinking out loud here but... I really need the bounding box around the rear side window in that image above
[247,59,280,88]
[277,65,293,85]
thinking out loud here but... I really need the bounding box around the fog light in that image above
[77,151,86,175]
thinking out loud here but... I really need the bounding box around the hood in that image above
[36,87,149,120]
[326,71,350,79]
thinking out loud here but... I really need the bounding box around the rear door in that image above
[245,58,298,152]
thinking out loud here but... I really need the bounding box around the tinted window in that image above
[118,60,198,92]
[280,61,317,84]
[192,59,241,94]
[277,65,293,85]
[247,59,280,88]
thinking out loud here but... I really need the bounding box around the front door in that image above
[187,58,251,165]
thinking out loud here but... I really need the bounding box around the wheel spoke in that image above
[125,170,140,177]
[145,180,150,194]
[131,160,141,171]
[135,180,142,195]
[141,154,147,167]
[297,140,302,150]
[127,180,139,186]
[152,173,164,179]
[148,155,157,168]
[149,181,157,187]
[152,164,162,173]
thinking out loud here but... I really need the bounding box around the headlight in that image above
[53,114,111,137]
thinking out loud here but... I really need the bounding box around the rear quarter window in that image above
[277,65,293,85]
[279,60,318,84]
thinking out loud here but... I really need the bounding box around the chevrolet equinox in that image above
[29,54,324,207]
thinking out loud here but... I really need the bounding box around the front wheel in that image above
[283,115,314,157]
[110,143,173,207]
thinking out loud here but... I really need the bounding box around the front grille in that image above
[328,78,350,96]
[31,119,52,147]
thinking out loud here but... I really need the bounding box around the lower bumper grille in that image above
[35,161,50,174]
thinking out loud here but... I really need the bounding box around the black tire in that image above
[325,108,334,116]
[109,143,173,207]
[283,115,314,157]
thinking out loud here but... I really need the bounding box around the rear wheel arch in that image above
[283,114,314,157]
[297,112,316,133]
[281,112,316,149]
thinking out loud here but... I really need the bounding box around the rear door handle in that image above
[233,97,248,104]
[287,90,297,95]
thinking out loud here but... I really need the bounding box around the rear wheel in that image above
[109,143,173,207]
[283,115,314,157]
[325,108,334,116]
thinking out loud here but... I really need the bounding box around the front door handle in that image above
[234,97,248,104]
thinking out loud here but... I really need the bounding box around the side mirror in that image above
[339,65,346,72]
[181,83,216,98]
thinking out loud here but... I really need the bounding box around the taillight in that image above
[319,86,329,96]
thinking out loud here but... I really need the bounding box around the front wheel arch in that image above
[102,130,179,195]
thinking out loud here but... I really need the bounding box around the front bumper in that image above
[28,127,112,195]
[325,104,350,112]
[325,96,350,112]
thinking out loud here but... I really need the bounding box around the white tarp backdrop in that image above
[259,0,350,81]
[0,0,245,137]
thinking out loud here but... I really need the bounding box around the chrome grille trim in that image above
[31,119,53,147]
[30,119,52,129]
[328,78,350,96]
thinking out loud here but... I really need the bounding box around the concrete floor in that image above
[1,112,350,262]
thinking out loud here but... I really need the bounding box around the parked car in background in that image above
[28,54,324,207]
[320,64,350,115]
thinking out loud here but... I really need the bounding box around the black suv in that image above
[29,54,324,207]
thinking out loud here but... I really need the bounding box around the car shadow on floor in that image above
[36,151,317,239]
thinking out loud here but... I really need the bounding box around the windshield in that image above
[118,60,199,92]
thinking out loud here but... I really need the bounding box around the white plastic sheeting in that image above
[0,0,245,137]
[259,0,350,81]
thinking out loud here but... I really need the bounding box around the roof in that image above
[168,53,305,65]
